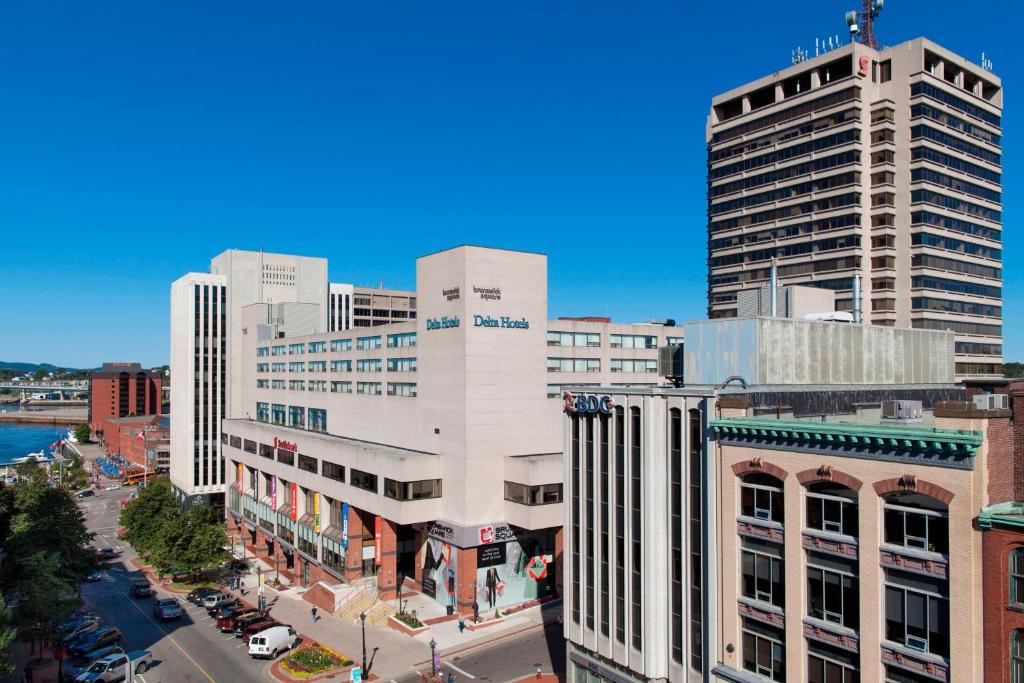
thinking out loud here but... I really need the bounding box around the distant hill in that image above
[0,361,63,373]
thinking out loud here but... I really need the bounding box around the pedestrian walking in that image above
[458,614,465,633]
[311,606,318,623]
[447,673,455,683]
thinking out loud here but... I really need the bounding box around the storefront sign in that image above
[270,476,277,510]
[426,316,461,330]
[421,577,437,599]
[341,502,350,549]
[442,287,460,301]
[562,391,615,415]
[273,437,297,452]
[313,493,321,532]
[415,519,517,548]
[477,543,506,568]
[472,315,529,329]
[290,483,298,521]
[473,286,501,301]
[374,516,382,563]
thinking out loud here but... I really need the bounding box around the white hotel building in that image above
[171,245,679,610]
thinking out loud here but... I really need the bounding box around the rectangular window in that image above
[741,549,785,608]
[808,653,859,683]
[383,478,442,501]
[256,402,269,422]
[503,481,563,505]
[599,414,610,638]
[256,363,270,373]
[350,469,378,493]
[630,407,642,649]
[740,481,784,524]
[357,382,381,395]
[547,358,601,373]
[309,408,327,433]
[271,362,286,373]
[331,381,352,394]
[610,359,658,373]
[585,416,595,631]
[387,332,417,348]
[806,491,859,536]
[742,627,785,681]
[322,461,345,482]
[689,408,703,672]
[298,454,317,474]
[256,379,269,389]
[807,566,859,629]
[271,404,286,425]
[546,331,601,347]
[243,439,257,454]
[386,357,417,372]
[257,346,270,357]
[308,341,326,353]
[288,406,305,429]
[288,380,305,391]
[571,416,581,625]
[356,336,382,350]
[670,409,683,662]
[356,359,381,372]
[610,334,657,349]
[614,408,625,643]
[277,448,295,466]
[271,345,286,356]
[386,382,417,397]
[308,380,327,392]
[884,585,949,657]
[289,361,305,373]
[883,505,948,554]
[289,343,305,355]
[308,361,327,372]
[331,360,352,372]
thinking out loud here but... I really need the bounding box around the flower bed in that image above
[280,644,353,680]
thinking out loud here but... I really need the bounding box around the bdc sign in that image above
[562,391,615,415]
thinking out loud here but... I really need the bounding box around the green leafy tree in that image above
[162,504,229,581]
[119,476,179,556]
[32,367,48,381]
[74,423,91,444]
[13,551,72,651]
[0,594,14,676]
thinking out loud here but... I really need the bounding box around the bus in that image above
[121,471,156,486]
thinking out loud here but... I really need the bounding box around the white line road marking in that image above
[136,675,147,683]
[446,663,476,679]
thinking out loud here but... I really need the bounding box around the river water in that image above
[0,404,71,464]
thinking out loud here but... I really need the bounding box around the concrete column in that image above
[344,504,364,584]
[376,517,399,600]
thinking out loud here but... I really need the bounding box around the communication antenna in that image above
[980,52,994,71]
[792,46,808,64]
[845,0,884,49]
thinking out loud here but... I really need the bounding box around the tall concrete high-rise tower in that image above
[706,38,1002,379]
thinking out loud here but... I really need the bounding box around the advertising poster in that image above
[475,531,556,610]
[341,503,349,549]
[313,493,321,532]
[270,475,277,509]
[422,537,456,610]
[374,516,382,563]
[290,484,298,520]
[236,463,243,490]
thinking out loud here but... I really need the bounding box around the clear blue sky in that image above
[0,0,1019,368]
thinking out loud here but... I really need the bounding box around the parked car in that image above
[206,597,241,615]
[76,490,95,498]
[241,619,280,644]
[201,592,232,610]
[153,597,183,621]
[104,484,120,491]
[248,625,299,659]
[130,582,153,598]
[67,627,122,657]
[186,587,219,605]
[216,608,259,632]
[74,650,152,682]
[233,613,272,637]
[58,619,101,643]
[61,646,120,682]
[85,571,102,582]
[56,613,97,635]
[97,547,115,558]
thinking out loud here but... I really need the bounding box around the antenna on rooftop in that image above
[845,0,884,49]
[980,52,994,71]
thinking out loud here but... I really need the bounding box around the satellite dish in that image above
[873,0,884,13]
[850,23,860,34]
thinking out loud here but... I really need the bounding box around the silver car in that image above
[153,597,183,621]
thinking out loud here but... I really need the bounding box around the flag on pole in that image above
[137,430,145,442]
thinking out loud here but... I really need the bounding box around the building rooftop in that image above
[978,502,1024,529]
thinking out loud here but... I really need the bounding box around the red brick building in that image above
[975,380,1024,683]
[89,363,163,438]
[103,415,170,471]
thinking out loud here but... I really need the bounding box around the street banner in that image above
[290,484,298,520]
[341,502,349,549]
[271,475,277,509]
[313,493,320,532]
[374,515,382,563]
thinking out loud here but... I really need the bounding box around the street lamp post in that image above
[360,611,367,674]
[429,637,438,676]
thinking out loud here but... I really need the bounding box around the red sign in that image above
[858,55,870,76]
[374,516,382,563]
[273,437,297,452]
[290,484,298,521]
[479,526,495,544]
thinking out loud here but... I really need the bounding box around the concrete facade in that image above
[706,38,1003,378]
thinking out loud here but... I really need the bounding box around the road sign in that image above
[146,450,155,460]
[351,666,362,683]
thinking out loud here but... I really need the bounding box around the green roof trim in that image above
[709,417,982,458]
[978,502,1024,530]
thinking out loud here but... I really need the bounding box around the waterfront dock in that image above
[0,407,87,425]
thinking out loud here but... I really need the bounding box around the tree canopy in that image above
[74,423,91,444]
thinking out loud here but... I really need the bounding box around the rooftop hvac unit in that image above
[973,393,1009,411]
[658,344,684,385]
[881,400,922,421]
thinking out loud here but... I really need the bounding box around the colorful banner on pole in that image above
[313,493,321,532]
[290,483,298,521]
[270,475,277,510]
[236,463,243,491]
[374,516,382,563]
[341,503,349,549]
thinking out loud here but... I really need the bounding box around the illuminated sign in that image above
[473,315,529,329]
[562,391,615,415]
[273,437,297,452]
[426,316,461,330]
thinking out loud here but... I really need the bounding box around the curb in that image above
[411,614,560,666]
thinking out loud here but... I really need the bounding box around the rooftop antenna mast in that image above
[845,0,884,49]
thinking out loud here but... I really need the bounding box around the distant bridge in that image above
[0,384,88,392]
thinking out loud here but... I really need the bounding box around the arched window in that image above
[805,482,858,537]
[740,473,784,524]
[882,491,948,554]
[1010,549,1024,606]
[1013,630,1024,683]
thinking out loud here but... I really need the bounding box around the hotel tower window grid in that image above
[671,408,684,663]
[192,282,226,489]
[688,408,703,672]
[585,416,595,631]
[630,406,642,650]
[571,415,581,625]
[614,406,626,644]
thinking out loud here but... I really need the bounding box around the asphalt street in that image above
[79,486,269,683]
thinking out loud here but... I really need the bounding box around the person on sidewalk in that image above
[311,606,318,623]
[447,673,455,683]
[458,614,465,634]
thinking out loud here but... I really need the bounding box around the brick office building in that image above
[89,362,163,440]
[103,415,171,472]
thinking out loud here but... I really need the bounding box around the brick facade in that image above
[89,363,162,436]
[982,525,1024,683]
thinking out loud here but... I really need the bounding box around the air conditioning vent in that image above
[658,344,684,383]
[972,393,1009,410]
[881,400,922,421]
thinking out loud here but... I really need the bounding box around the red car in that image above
[216,609,259,632]
[241,620,280,644]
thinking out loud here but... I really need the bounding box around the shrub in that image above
[281,644,352,679]
[394,611,424,628]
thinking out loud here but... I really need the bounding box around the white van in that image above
[248,625,299,659]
